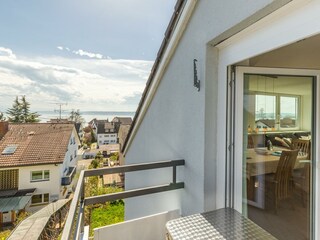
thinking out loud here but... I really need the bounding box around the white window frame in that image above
[252,91,301,131]
[30,170,50,182]
[215,1,320,238]
[234,67,319,212]
[31,193,49,205]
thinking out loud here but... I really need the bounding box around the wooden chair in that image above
[247,135,255,148]
[291,139,310,159]
[293,161,311,207]
[290,139,311,206]
[265,150,299,213]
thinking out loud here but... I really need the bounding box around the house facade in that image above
[97,122,118,145]
[118,124,131,165]
[122,1,320,239]
[89,117,132,146]
[0,122,80,226]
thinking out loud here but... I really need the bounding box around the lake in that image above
[38,111,135,124]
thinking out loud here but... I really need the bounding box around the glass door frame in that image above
[232,66,320,238]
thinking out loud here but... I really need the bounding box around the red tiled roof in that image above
[111,117,132,125]
[0,123,74,168]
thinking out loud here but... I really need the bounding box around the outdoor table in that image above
[166,208,276,240]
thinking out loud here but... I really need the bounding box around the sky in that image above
[0,0,176,114]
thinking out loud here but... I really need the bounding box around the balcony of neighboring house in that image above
[61,167,76,186]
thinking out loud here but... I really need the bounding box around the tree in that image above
[69,109,84,123]
[0,112,6,121]
[6,96,22,122]
[20,96,40,123]
[20,95,30,122]
[6,96,40,123]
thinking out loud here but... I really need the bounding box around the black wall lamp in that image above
[193,59,200,91]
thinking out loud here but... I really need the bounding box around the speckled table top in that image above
[166,208,276,240]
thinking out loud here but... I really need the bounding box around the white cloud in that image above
[57,46,110,59]
[0,47,153,112]
[0,47,16,59]
[72,49,104,59]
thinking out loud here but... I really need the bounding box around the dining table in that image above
[246,147,308,179]
[245,147,308,208]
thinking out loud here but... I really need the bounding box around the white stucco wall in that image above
[125,0,273,220]
[97,133,117,145]
[16,164,61,212]
[61,129,80,174]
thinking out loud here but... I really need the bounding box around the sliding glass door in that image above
[234,67,317,240]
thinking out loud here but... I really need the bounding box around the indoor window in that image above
[280,96,298,128]
[254,94,300,131]
[255,94,276,131]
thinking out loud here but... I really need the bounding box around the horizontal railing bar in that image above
[84,159,185,177]
[84,182,184,206]
[61,171,85,240]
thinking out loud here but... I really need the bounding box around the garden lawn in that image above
[90,202,124,236]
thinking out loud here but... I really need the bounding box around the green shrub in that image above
[91,159,99,168]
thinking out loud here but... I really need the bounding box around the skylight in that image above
[2,145,18,155]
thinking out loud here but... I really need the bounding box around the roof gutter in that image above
[123,0,198,155]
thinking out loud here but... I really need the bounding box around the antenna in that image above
[53,103,68,120]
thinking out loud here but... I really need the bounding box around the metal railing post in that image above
[81,176,85,202]
[173,165,177,184]
[80,175,85,235]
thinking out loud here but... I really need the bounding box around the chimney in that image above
[0,121,9,139]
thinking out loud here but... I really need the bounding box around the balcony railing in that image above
[61,159,185,240]
[61,166,76,186]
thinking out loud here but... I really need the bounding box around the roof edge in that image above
[210,0,293,47]
[122,0,198,154]
[0,162,63,169]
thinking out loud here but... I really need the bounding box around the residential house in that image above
[91,117,132,146]
[48,118,84,142]
[255,119,275,130]
[63,0,320,239]
[97,122,117,145]
[111,117,132,131]
[118,124,131,165]
[89,119,110,141]
[255,119,297,131]
[88,118,99,137]
[0,122,80,227]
